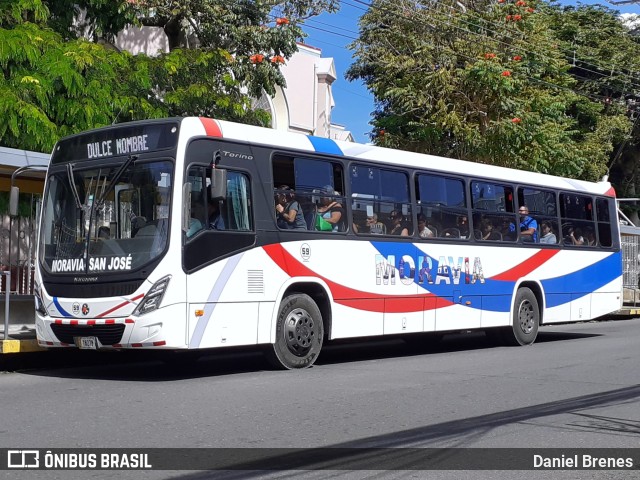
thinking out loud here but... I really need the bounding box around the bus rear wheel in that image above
[505,287,539,346]
[265,293,324,369]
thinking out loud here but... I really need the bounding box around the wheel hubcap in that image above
[518,299,535,334]
[284,308,315,356]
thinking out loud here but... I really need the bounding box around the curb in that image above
[1,339,46,354]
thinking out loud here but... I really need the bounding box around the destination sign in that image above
[51,121,180,164]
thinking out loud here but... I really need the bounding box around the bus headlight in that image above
[34,283,46,316]
[133,275,171,316]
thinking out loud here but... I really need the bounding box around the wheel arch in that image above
[272,278,333,342]
[513,279,545,325]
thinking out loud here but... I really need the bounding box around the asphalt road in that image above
[2,318,640,480]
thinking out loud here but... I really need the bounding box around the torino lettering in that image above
[375,254,485,286]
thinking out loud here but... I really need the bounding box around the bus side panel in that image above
[188,302,259,348]
[128,303,188,348]
[384,297,423,334]
[571,293,591,321]
[543,294,572,324]
[258,301,276,344]
[435,301,481,331]
[423,296,436,332]
[481,296,511,328]
[591,291,622,319]
[332,300,383,339]
[184,249,278,348]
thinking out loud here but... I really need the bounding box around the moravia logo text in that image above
[375,254,485,286]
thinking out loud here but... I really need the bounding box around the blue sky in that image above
[302,1,640,144]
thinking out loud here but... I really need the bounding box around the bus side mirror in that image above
[182,182,192,233]
[9,186,19,217]
[210,169,227,200]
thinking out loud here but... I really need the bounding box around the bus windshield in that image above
[39,158,173,275]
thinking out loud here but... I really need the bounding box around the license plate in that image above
[76,336,98,350]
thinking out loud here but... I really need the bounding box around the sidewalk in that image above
[0,324,43,354]
[0,296,45,354]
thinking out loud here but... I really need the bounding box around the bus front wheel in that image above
[505,287,539,346]
[265,293,324,369]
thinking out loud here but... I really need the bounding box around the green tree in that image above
[347,0,633,182]
[546,3,640,217]
[45,0,339,120]
[0,0,160,152]
[1,0,339,152]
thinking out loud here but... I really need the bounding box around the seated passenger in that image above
[539,222,557,244]
[389,210,409,236]
[187,202,206,238]
[275,185,306,230]
[480,218,501,240]
[316,185,344,231]
[456,215,469,239]
[417,214,434,238]
[565,227,585,246]
[585,228,596,246]
[366,213,386,234]
[518,206,537,242]
[208,198,225,230]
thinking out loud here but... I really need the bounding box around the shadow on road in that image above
[4,328,600,381]
[162,382,640,478]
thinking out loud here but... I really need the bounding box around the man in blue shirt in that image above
[519,205,537,242]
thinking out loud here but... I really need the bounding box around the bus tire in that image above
[265,293,324,369]
[505,287,539,346]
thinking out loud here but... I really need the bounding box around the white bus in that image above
[22,117,622,368]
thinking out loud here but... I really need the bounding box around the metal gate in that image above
[621,229,640,306]
[0,193,40,295]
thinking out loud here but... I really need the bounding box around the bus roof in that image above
[57,117,614,197]
[192,117,614,197]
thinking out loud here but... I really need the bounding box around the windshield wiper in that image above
[96,154,138,207]
[66,163,84,210]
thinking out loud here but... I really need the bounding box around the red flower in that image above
[515,0,527,6]
[506,14,512,20]
[513,55,522,61]
[271,55,285,64]
[250,54,264,64]
[512,117,522,123]
[276,17,290,26]
[498,0,505,3]
[513,14,522,21]
[527,7,535,12]
[501,70,512,76]
[484,53,496,59]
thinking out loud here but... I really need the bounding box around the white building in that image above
[114,27,354,140]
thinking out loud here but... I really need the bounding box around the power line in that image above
[304,22,358,39]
